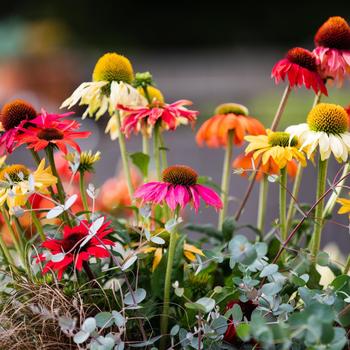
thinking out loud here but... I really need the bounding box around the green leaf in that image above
[260,264,278,277]
[232,304,243,321]
[195,297,215,313]
[185,302,207,313]
[124,288,146,305]
[73,330,90,344]
[236,323,251,341]
[222,217,236,241]
[317,252,329,266]
[95,312,113,328]
[130,152,150,177]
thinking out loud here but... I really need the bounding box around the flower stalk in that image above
[25,202,45,241]
[79,171,90,221]
[153,123,162,181]
[311,157,328,262]
[279,168,287,242]
[257,174,269,233]
[160,207,180,347]
[218,130,234,230]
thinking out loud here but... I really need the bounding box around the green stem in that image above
[153,123,161,180]
[1,207,25,267]
[159,131,168,170]
[45,147,72,226]
[25,202,45,241]
[0,231,16,269]
[323,163,350,219]
[311,157,328,262]
[218,130,234,230]
[114,111,134,199]
[257,174,269,233]
[286,164,303,230]
[13,217,25,251]
[344,255,350,275]
[79,171,90,221]
[30,149,41,166]
[160,208,179,348]
[279,168,287,243]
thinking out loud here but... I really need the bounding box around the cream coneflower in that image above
[286,103,350,162]
[61,52,147,123]
[313,16,350,85]
[0,99,37,154]
[65,150,101,174]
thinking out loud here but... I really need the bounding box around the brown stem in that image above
[82,261,98,287]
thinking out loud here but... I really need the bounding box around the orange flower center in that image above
[0,99,37,131]
[314,16,350,50]
[0,164,29,182]
[37,128,64,141]
[162,165,198,186]
[286,48,317,72]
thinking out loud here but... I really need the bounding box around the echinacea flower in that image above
[15,110,91,154]
[271,47,327,95]
[233,152,298,180]
[60,53,147,138]
[245,130,306,169]
[134,165,222,212]
[0,99,37,154]
[0,159,57,213]
[140,230,204,271]
[313,16,350,85]
[117,89,199,137]
[38,219,114,279]
[286,103,350,162]
[196,103,265,148]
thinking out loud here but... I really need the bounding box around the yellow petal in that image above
[152,248,163,271]
[184,243,205,256]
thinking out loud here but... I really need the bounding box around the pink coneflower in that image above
[15,110,91,154]
[313,16,350,85]
[0,99,37,155]
[134,165,222,212]
[117,100,199,137]
[38,219,114,280]
[271,47,327,95]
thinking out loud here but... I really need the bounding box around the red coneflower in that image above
[16,110,91,154]
[313,16,350,85]
[271,47,328,95]
[0,99,37,154]
[38,219,114,280]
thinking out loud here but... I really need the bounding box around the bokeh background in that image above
[1,1,350,254]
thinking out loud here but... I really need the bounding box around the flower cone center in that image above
[92,53,134,84]
[307,103,348,134]
[139,86,164,104]
[315,16,350,50]
[268,132,298,147]
[37,128,64,141]
[1,99,37,131]
[215,103,249,116]
[0,164,29,182]
[286,47,317,71]
[162,165,198,186]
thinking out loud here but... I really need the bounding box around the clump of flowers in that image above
[0,17,350,350]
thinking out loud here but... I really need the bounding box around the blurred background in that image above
[1,1,350,254]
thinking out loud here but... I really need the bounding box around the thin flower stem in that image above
[79,171,90,221]
[257,174,269,233]
[286,164,303,231]
[218,130,234,230]
[114,110,134,198]
[311,157,328,262]
[0,231,16,269]
[0,207,25,268]
[45,147,72,226]
[279,168,287,242]
[13,217,25,251]
[30,149,41,166]
[160,207,180,348]
[285,91,322,229]
[159,131,168,170]
[153,123,162,180]
[344,255,350,275]
[271,171,350,265]
[235,85,291,221]
[141,86,152,183]
[25,202,45,241]
[323,163,350,219]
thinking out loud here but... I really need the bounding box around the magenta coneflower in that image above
[271,47,327,95]
[117,100,199,137]
[0,99,37,154]
[313,16,350,85]
[134,165,222,212]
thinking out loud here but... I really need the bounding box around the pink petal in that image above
[194,184,223,210]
